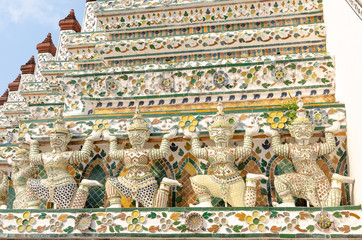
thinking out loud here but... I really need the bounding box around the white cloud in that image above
[0,0,63,27]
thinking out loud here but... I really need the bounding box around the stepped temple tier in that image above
[0,0,360,239]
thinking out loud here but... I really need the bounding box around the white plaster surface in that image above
[324,1,362,205]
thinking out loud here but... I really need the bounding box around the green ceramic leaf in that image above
[202,212,213,219]
[306,225,315,232]
[148,212,157,219]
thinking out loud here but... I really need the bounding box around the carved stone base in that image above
[0,206,361,238]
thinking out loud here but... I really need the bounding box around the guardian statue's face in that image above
[289,124,314,142]
[209,127,234,145]
[50,132,70,150]
[128,129,150,147]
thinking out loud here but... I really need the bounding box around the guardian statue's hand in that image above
[262,126,278,137]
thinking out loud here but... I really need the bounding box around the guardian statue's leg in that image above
[225,179,245,207]
[190,175,216,207]
[273,174,297,207]
[135,177,158,208]
[52,184,77,209]
[26,179,49,209]
[324,173,354,207]
[105,177,124,208]
[243,173,269,207]
[70,179,102,209]
[153,177,182,207]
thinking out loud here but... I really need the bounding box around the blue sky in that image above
[0,0,86,96]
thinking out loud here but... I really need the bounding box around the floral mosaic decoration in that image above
[178,115,199,132]
[185,213,204,232]
[309,108,328,125]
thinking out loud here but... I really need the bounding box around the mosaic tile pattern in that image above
[96,0,323,28]
[0,206,361,237]
[0,0,356,237]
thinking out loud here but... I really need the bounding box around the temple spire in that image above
[59,9,81,32]
[8,74,21,92]
[20,56,36,74]
[36,33,56,56]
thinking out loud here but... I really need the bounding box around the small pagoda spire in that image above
[36,33,57,56]
[8,74,21,92]
[59,9,81,32]
[20,56,36,75]
[0,90,9,105]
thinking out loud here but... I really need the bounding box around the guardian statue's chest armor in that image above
[208,148,238,178]
[289,144,322,175]
[123,149,150,179]
[43,152,72,180]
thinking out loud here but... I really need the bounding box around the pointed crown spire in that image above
[51,110,69,134]
[128,103,149,131]
[291,99,312,125]
[210,101,234,129]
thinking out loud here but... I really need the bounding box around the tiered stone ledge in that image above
[46,54,335,110]
[66,23,326,61]
[66,15,323,47]
[95,0,323,17]
[95,0,323,32]
[0,205,360,238]
[45,51,332,75]
[40,52,331,73]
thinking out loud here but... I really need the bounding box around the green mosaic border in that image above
[1,233,362,238]
[0,205,359,214]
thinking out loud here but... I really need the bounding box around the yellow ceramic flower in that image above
[245,211,268,232]
[17,211,36,233]
[242,66,260,84]
[93,119,110,133]
[178,115,198,132]
[18,123,28,138]
[267,111,288,129]
[126,210,146,232]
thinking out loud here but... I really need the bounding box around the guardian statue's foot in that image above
[81,179,103,187]
[189,201,213,207]
[162,177,182,187]
[332,173,355,184]
[272,201,295,207]
[247,173,268,181]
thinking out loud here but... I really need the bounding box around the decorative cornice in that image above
[59,9,81,32]
[8,75,21,92]
[0,90,9,105]
[36,33,57,56]
[20,56,36,75]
